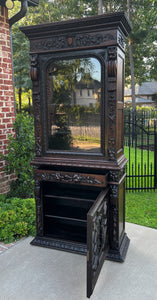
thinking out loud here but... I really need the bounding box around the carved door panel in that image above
[87,188,109,298]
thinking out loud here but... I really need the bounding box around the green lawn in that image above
[124,146,154,172]
[124,146,155,189]
[126,192,157,229]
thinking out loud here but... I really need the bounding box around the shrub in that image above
[0,113,35,198]
[0,196,36,243]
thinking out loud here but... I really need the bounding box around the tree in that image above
[10,0,157,111]
[12,24,32,112]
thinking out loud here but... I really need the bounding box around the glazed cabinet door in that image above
[87,188,109,298]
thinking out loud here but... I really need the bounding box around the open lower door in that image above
[87,188,109,298]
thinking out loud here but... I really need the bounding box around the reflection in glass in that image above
[46,57,101,152]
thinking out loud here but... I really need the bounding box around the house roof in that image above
[124,81,157,96]
[125,97,155,104]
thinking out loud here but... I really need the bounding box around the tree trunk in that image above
[98,0,103,15]
[127,0,136,112]
[28,96,31,114]
[19,87,22,113]
[129,41,136,111]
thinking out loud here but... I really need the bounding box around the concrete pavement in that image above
[0,223,157,300]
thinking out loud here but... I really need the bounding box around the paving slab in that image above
[0,222,157,300]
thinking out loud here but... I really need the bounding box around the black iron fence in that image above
[124,110,157,192]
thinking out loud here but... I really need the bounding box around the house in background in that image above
[124,81,157,107]
[75,78,101,107]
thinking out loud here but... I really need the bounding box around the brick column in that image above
[0,5,16,195]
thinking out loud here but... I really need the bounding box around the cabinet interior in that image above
[43,182,101,244]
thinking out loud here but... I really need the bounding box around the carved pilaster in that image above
[110,184,119,250]
[107,47,117,161]
[33,94,42,156]
[34,179,43,236]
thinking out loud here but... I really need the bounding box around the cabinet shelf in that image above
[43,195,93,220]
[44,217,87,243]
[44,194,95,203]
[44,214,87,224]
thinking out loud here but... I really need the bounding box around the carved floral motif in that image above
[109,169,125,182]
[34,170,106,187]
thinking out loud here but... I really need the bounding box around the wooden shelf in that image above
[44,217,87,243]
[44,194,95,203]
[45,214,87,224]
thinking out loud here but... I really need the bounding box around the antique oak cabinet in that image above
[21,12,131,298]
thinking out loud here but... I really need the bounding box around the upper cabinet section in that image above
[20,12,131,168]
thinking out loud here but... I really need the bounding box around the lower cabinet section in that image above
[31,181,110,297]
[31,176,130,298]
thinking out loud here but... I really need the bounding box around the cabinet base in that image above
[31,236,87,255]
[106,233,130,262]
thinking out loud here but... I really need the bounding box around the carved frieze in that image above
[30,32,116,52]
[34,170,107,187]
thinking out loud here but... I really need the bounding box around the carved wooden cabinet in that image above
[21,12,131,298]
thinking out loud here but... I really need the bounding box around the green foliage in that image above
[0,196,36,243]
[0,113,35,198]
[126,192,157,229]
[12,26,31,91]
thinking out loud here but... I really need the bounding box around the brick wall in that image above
[0,5,16,195]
